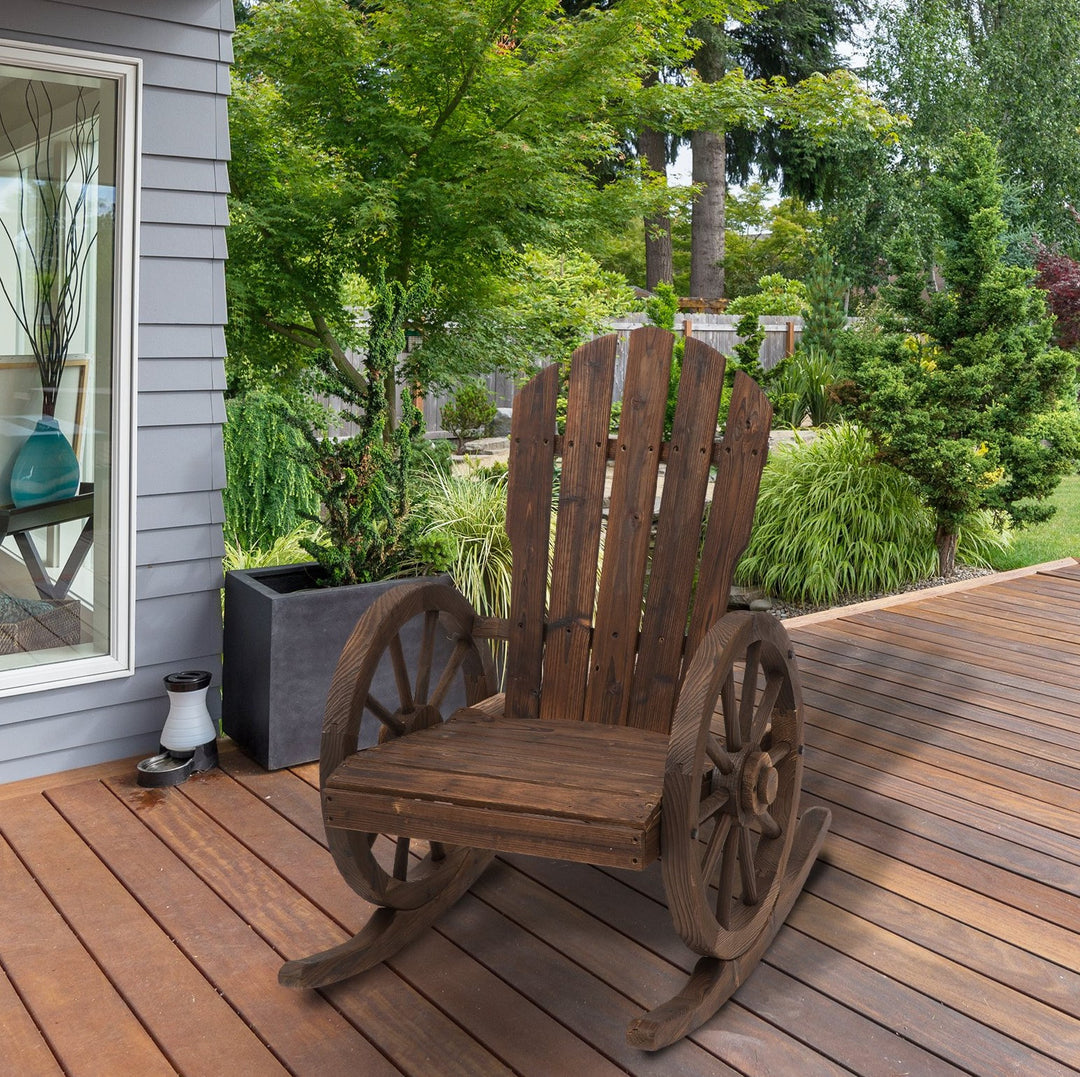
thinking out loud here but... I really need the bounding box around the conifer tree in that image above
[847,130,1080,575]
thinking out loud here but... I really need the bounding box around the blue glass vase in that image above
[10,415,81,508]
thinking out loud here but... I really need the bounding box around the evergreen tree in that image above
[847,130,1080,575]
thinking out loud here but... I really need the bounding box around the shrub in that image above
[222,390,320,549]
[734,423,1008,605]
[442,381,497,452]
[765,345,842,428]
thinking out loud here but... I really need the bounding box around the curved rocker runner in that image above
[279,327,830,1051]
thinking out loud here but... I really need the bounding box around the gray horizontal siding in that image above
[139,358,226,393]
[0,1,232,782]
[138,491,225,531]
[140,258,227,324]
[142,188,228,227]
[137,426,226,496]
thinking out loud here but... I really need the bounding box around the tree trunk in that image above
[689,128,725,299]
[935,525,959,578]
[638,125,673,290]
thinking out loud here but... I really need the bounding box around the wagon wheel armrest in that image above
[319,578,495,786]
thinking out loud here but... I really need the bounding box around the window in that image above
[0,41,138,694]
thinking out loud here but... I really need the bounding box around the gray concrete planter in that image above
[222,564,451,770]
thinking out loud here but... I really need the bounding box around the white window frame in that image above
[0,39,140,696]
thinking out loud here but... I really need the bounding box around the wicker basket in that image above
[0,594,81,654]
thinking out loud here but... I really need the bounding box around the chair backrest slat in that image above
[686,370,772,658]
[540,334,617,722]
[626,336,727,732]
[503,328,770,737]
[505,362,559,719]
[582,326,673,727]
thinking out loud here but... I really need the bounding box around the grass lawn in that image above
[987,473,1080,570]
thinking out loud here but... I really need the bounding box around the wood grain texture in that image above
[505,361,559,719]
[628,336,727,733]
[584,325,672,726]
[687,371,772,659]
[5,565,1080,1077]
[541,334,617,722]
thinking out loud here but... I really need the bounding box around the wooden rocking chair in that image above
[280,326,831,1050]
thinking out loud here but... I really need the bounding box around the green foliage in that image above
[423,468,513,624]
[799,246,848,357]
[722,188,822,300]
[645,282,680,332]
[845,130,1080,574]
[299,271,452,586]
[644,282,685,439]
[422,467,514,678]
[222,390,320,549]
[223,525,322,573]
[735,423,1010,605]
[985,473,1080,571]
[442,381,498,453]
[766,346,841,428]
[726,274,810,317]
[736,424,936,604]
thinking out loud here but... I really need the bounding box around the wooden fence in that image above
[323,314,805,440]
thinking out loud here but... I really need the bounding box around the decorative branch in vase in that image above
[0,81,99,507]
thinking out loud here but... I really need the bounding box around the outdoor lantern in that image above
[136,670,219,787]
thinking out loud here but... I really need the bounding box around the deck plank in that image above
[0,827,175,1077]
[2,791,289,1077]
[1,567,1079,1075]
[46,779,399,1077]
[0,960,64,1077]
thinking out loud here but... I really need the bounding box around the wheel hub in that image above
[739,750,778,817]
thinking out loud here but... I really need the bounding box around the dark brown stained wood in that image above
[796,617,1080,720]
[584,325,673,726]
[687,371,772,658]
[510,858,966,1077]
[805,746,1080,895]
[505,361,559,720]
[454,869,742,1076]
[1,792,288,1077]
[46,780,399,1077]
[95,776,509,1077]
[628,336,727,733]
[0,832,176,1077]
[807,862,1080,1021]
[805,784,1080,941]
[541,333,617,722]
[786,895,1080,1073]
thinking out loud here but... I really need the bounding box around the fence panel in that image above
[316,314,807,438]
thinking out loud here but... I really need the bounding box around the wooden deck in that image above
[2,561,1079,1076]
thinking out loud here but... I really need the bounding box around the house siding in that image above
[0,0,233,782]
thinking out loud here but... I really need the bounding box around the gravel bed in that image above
[763,564,997,620]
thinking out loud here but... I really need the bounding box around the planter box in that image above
[222,564,458,770]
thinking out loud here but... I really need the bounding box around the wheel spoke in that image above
[706,733,734,775]
[715,825,740,929]
[758,811,782,840]
[414,609,439,704]
[697,787,730,828]
[721,673,740,751]
[738,641,762,745]
[366,693,406,737]
[429,637,471,709]
[738,826,759,906]
[700,814,732,886]
[389,633,414,712]
[392,836,410,881]
[768,741,793,768]
[749,672,783,747]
